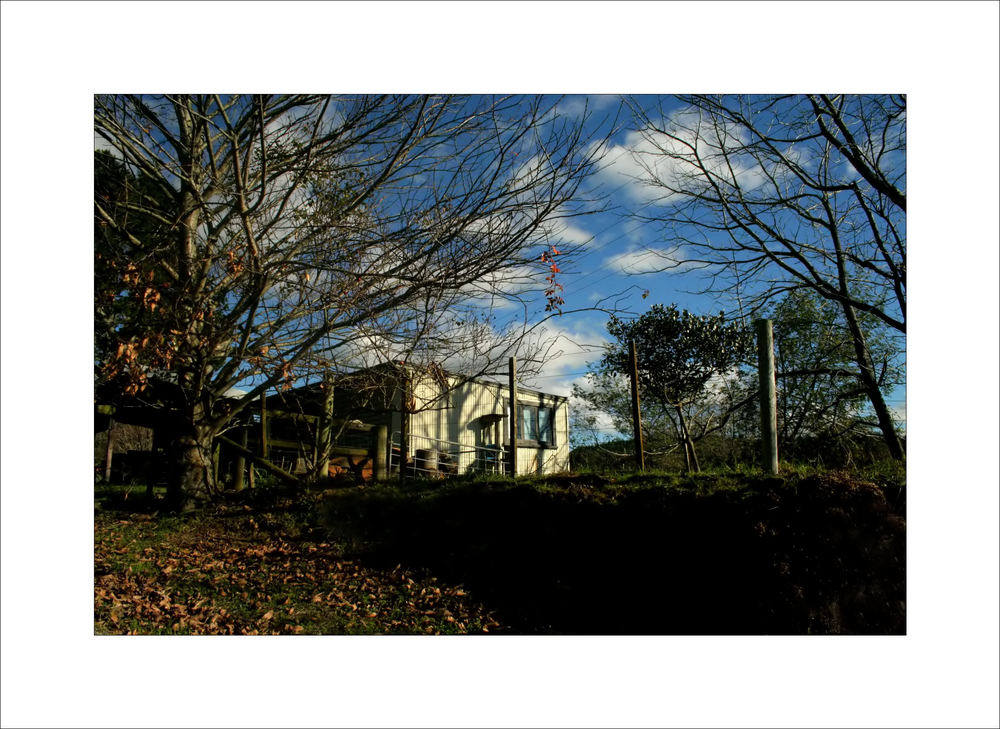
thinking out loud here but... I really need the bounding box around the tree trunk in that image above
[688,437,701,473]
[307,374,335,483]
[167,399,218,510]
[168,431,216,510]
[674,405,700,473]
[841,301,906,461]
[829,212,905,462]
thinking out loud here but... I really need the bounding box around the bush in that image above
[318,470,905,634]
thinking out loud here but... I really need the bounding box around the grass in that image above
[95,465,905,635]
[95,492,503,635]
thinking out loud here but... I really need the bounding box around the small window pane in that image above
[520,405,538,440]
[538,407,553,444]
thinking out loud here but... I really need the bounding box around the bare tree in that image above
[625,94,906,459]
[95,94,610,507]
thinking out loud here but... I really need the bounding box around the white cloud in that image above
[460,264,545,310]
[537,216,593,247]
[604,245,693,275]
[514,318,611,397]
[554,94,620,121]
[592,105,770,207]
[622,218,647,245]
[589,137,662,204]
[890,402,907,430]
[589,126,700,205]
[94,130,119,156]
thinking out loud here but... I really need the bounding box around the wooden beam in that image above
[508,357,518,478]
[265,438,312,451]
[233,427,247,492]
[264,409,375,430]
[212,440,221,487]
[400,374,411,481]
[329,445,371,458]
[217,435,300,485]
[375,425,388,481]
[267,409,319,424]
[260,392,269,460]
[103,418,116,482]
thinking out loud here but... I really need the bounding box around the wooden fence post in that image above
[103,418,117,482]
[317,373,335,479]
[233,426,248,492]
[399,373,411,481]
[260,391,269,461]
[508,356,518,478]
[628,339,645,472]
[212,441,221,487]
[375,424,388,481]
[755,319,779,475]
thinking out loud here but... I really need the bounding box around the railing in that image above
[390,432,506,477]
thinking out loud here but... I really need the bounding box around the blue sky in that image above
[96,91,906,437]
[485,93,908,436]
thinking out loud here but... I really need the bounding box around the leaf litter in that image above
[94,505,502,635]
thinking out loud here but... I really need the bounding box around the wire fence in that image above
[389,432,506,478]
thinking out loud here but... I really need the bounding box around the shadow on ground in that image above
[319,474,906,635]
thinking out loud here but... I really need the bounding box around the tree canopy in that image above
[95,94,610,506]
[625,94,906,459]
[591,304,752,471]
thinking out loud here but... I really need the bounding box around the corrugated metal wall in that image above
[403,374,570,475]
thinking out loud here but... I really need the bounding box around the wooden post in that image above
[755,319,779,475]
[628,339,646,472]
[375,424,388,481]
[212,440,221,487]
[217,435,301,486]
[508,357,518,478]
[103,418,116,482]
[260,391,269,460]
[317,373,335,479]
[233,426,248,492]
[399,374,411,481]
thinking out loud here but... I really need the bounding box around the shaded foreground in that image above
[95,470,905,634]
[94,502,501,635]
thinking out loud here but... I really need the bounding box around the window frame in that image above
[516,402,556,448]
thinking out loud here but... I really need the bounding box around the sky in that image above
[2,2,999,729]
[93,91,907,437]
[478,93,908,437]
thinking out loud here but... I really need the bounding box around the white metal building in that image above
[389,370,571,477]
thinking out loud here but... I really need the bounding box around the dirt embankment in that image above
[321,471,906,634]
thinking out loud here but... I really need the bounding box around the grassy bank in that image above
[94,500,502,635]
[95,468,905,634]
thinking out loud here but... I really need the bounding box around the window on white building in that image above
[518,403,554,446]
